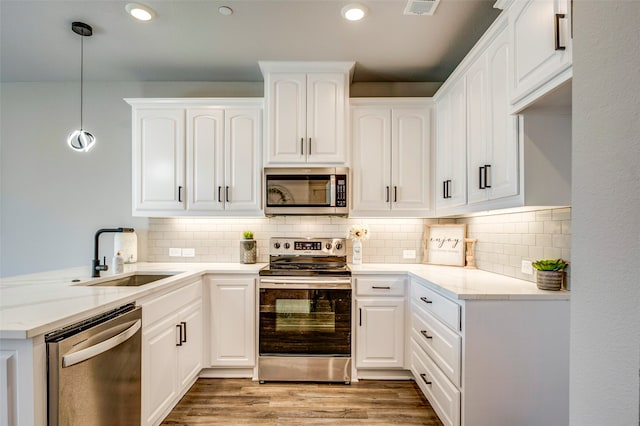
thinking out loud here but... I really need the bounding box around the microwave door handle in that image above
[330,175,336,207]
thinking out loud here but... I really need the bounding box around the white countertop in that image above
[350,263,570,301]
[1,262,568,340]
[0,262,265,339]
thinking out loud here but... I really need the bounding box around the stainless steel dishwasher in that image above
[45,303,142,426]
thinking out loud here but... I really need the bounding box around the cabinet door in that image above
[142,313,179,426]
[177,300,203,389]
[487,26,519,201]
[306,73,346,163]
[186,108,225,211]
[133,108,185,212]
[436,77,467,211]
[209,277,256,366]
[392,107,432,213]
[224,108,262,212]
[466,54,490,205]
[356,298,404,368]
[266,73,306,163]
[511,0,572,103]
[351,107,392,213]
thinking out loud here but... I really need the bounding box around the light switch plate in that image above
[403,250,416,259]
[521,260,533,275]
[169,248,182,257]
[182,248,195,257]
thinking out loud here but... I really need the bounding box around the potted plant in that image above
[532,258,568,291]
[240,231,256,264]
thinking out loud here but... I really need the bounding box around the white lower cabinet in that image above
[409,276,569,426]
[207,276,256,367]
[355,275,405,370]
[140,280,203,426]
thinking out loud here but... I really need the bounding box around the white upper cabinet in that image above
[351,99,433,217]
[508,0,572,111]
[435,77,467,211]
[467,24,519,206]
[132,108,186,212]
[260,61,354,165]
[127,99,263,217]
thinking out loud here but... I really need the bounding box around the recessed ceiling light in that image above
[126,3,156,21]
[341,3,368,21]
[218,6,233,16]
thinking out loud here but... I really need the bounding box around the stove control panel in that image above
[270,237,347,256]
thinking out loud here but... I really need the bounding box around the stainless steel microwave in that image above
[264,167,349,216]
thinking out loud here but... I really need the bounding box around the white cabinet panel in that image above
[209,277,256,367]
[351,100,433,217]
[187,109,224,212]
[133,108,185,212]
[511,0,572,107]
[177,301,203,389]
[263,66,350,165]
[356,299,405,368]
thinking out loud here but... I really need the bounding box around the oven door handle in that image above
[259,279,351,289]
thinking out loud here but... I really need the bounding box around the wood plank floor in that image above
[161,378,443,425]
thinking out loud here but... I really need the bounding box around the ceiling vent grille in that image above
[404,0,441,15]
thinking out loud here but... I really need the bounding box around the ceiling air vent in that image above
[404,0,441,15]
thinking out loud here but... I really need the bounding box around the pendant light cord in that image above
[80,32,84,130]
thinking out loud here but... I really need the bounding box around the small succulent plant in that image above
[242,230,254,239]
[532,259,568,271]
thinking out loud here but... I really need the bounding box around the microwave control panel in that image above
[336,175,347,207]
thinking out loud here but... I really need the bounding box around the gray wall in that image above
[571,1,640,424]
[0,81,262,277]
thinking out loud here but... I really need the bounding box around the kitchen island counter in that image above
[0,262,265,339]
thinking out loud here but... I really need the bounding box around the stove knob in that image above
[335,242,343,250]
[284,242,290,249]
[273,242,281,249]
[325,243,332,250]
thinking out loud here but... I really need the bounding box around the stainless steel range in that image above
[258,237,352,384]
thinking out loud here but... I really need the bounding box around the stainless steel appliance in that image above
[264,167,349,216]
[258,237,352,383]
[46,303,142,426]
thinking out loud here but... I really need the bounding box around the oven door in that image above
[259,279,351,356]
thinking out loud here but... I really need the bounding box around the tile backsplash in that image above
[146,207,571,287]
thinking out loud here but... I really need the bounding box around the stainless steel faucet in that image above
[92,227,135,277]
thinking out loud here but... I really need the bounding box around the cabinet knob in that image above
[420,296,433,304]
[420,330,433,340]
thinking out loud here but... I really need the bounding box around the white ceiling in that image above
[0,0,500,83]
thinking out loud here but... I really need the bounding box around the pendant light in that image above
[67,21,96,152]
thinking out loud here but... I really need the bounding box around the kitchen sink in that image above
[88,273,178,287]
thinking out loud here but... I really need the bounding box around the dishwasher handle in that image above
[62,319,141,368]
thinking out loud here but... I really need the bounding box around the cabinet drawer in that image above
[142,280,202,326]
[356,276,406,296]
[411,303,461,387]
[411,281,460,331]
[410,338,460,426]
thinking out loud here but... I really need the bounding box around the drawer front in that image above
[356,276,406,297]
[411,280,460,331]
[410,338,461,426]
[142,280,202,325]
[411,303,461,387]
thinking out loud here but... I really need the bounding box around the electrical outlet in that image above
[169,248,182,257]
[403,250,416,259]
[521,260,533,275]
[182,248,195,257]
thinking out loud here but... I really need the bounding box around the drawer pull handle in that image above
[372,286,391,290]
[181,321,187,343]
[419,373,432,385]
[420,297,433,304]
[420,330,433,340]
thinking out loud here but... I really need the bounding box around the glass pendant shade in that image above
[68,22,95,153]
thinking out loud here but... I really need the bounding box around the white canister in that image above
[114,231,138,263]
